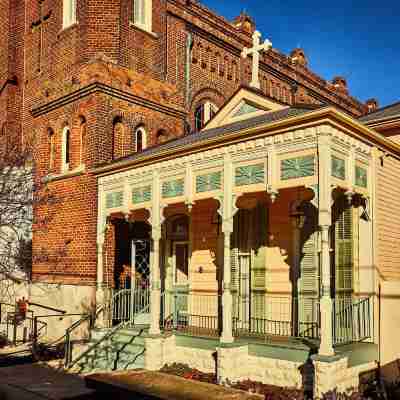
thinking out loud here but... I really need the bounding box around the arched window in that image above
[135,126,147,152]
[79,116,86,166]
[156,129,168,145]
[48,128,55,171]
[63,0,77,29]
[112,117,124,160]
[194,101,218,132]
[61,126,71,172]
[133,0,152,32]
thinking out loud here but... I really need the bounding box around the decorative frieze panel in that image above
[132,185,152,204]
[355,166,367,188]
[281,155,315,180]
[162,179,185,199]
[235,163,265,187]
[196,171,222,193]
[331,156,345,180]
[105,191,123,209]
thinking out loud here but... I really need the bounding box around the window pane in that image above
[65,130,70,164]
[195,105,204,132]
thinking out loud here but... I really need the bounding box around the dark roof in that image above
[109,106,319,167]
[359,101,400,123]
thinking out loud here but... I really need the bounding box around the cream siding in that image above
[376,156,400,280]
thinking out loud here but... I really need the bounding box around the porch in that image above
[96,117,376,367]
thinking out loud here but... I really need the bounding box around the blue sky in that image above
[203,0,400,107]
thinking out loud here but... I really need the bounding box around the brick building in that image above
[2,0,400,395]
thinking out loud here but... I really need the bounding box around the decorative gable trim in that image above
[203,87,286,130]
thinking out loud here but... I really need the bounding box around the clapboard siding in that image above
[376,156,400,280]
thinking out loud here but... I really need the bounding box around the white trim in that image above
[133,0,152,33]
[63,0,77,29]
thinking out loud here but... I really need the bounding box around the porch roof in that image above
[94,103,400,176]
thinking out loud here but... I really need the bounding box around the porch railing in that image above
[109,282,150,326]
[162,292,220,337]
[233,294,320,340]
[333,296,372,345]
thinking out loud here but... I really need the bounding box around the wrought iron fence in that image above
[232,294,320,339]
[333,296,372,345]
[110,279,150,325]
[162,292,220,337]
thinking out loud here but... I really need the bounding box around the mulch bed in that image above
[160,363,306,400]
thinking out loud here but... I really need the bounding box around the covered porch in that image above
[96,123,375,356]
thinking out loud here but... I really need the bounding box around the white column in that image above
[149,171,162,336]
[96,188,107,305]
[219,154,237,344]
[317,131,334,356]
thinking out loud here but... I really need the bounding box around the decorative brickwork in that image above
[0,0,374,287]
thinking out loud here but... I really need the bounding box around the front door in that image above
[173,241,189,325]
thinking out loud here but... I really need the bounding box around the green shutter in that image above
[298,213,319,328]
[335,205,353,300]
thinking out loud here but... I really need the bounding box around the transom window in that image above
[133,0,152,32]
[194,101,218,132]
[63,0,77,29]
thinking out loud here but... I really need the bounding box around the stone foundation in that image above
[313,355,376,399]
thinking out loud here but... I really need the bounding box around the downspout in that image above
[185,32,193,111]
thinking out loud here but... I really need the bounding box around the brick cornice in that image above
[0,76,18,96]
[30,82,187,119]
[168,1,365,116]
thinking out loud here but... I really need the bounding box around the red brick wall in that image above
[0,0,370,286]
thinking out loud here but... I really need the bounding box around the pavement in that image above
[0,364,95,400]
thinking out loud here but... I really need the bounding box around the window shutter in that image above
[335,205,353,300]
[298,227,319,328]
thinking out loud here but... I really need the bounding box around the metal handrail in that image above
[64,304,107,367]
[66,301,150,370]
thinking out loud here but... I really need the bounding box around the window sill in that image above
[129,22,158,39]
[58,22,79,38]
[42,165,85,183]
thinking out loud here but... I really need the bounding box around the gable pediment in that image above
[203,87,288,131]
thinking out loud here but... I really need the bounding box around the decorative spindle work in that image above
[332,156,345,180]
[106,191,123,209]
[235,164,265,186]
[132,185,152,204]
[281,155,315,180]
[355,166,367,188]
[196,171,222,193]
[162,179,185,199]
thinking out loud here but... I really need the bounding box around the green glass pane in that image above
[132,185,152,204]
[162,179,184,199]
[106,191,123,209]
[332,156,345,180]
[281,155,315,180]
[196,171,222,193]
[355,166,367,188]
[235,163,265,186]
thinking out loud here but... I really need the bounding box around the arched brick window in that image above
[135,126,147,152]
[79,116,86,166]
[112,117,124,160]
[194,101,218,132]
[156,129,168,145]
[48,128,55,171]
[61,126,71,172]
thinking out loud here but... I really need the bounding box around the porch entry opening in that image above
[232,202,270,335]
[111,221,151,324]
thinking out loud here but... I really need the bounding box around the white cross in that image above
[241,31,272,90]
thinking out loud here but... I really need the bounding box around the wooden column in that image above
[317,131,334,356]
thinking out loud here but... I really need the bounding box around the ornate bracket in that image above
[267,185,279,203]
